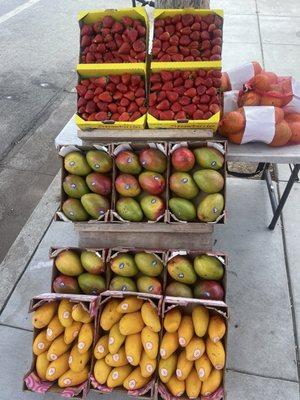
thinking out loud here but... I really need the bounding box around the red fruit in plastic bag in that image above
[249,73,272,92]
[285,114,300,143]
[219,110,246,135]
[270,120,292,146]
[238,91,261,107]
[260,93,283,107]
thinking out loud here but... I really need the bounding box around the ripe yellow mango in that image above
[176,350,193,381]
[36,352,50,380]
[159,353,177,383]
[208,315,226,343]
[94,359,111,384]
[108,323,125,354]
[178,315,194,347]
[69,345,91,373]
[58,300,74,328]
[186,368,202,399]
[72,303,92,324]
[141,326,159,359]
[117,297,144,314]
[119,311,145,335]
[107,365,132,388]
[64,321,82,345]
[94,335,109,360]
[123,367,150,390]
[46,352,70,381]
[141,302,161,332]
[105,346,128,367]
[33,330,51,355]
[78,323,93,354]
[160,332,178,359]
[140,351,156,378]
[46,315,64,341]
[192,306,209,337]
[201,368,222,396]
[195,353,212,382]
[47,334,71,361]
[32,302,58,329]
[166,374,185,397]
[125,333,142,366]
[186,336,205,361]
[58,367,89,388]
[164,308,182,333]
[206,338,225,370]
[100,299,122,331]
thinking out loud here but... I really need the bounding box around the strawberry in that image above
[151,82,162,91]
[204,14,215,24]
[169,35,179,46]
[149,93,157,106]
[113,91,123,100]
[116,83,128,93]
[179,46,190,56]
[201,21,208,30]
[150,74,162,84]
[182,14,194,26]
[159,32,171,42]
[192,96,200,104]
[106,82,116,92]
[98,91,112,102]
[195,77,206,86]
[81,35,91,48]
[191,49,201,57]
[81,24,93,36]
[215,15,223,28]
[139,106,147,115]
[165,25,175,35]
[184,88,197,98]
[173,77,183,87]
[171,102,182,112]
[102,15,114,28]
[201,31,210,40]
[190,31,200,41]
[160,54,172,61]
[180,26,191,35]
[136,51,146,61]
[166,91,179,102]
[107,40,117,51]
[191,22,201,31]
[213,29,222,37]
[206,87,217,96]
[212,45,222,55]
[154,19,165,28]
[149,107,160,119]
[135,88,145,97]
[119,74,130,85]
[200,94,211,104]
[184,79,194,89]
[129,111,142,121]
[175,21,183,31]
[162,41,169,51]
[157,91,166,102]
[173,86,185,95]
[166,46,178,54]
[162,82,173,91]
[196,85,207,96]
[201,40,211,51]
[175,111,187,120]
[124,91,135,101]
[182,104,197,115]
[118,106,126,114]
[172,15,181,24]
[171,54,184,61]
[209,103,220,114]
[198,104,209,112]
[157,99,170,110]
[179,96,191,106]
[118,42,130,54]
[131,75,142,85]
[93,22,102,33]
[179,35,191,46]
[77,97,87,107]
[103,34,113,43]
[94,77,107,88]
[193,110,204,119]
[87,113,96,121]
[120,98,130,107]
[86,100,96,113]
[119,112,130,121]
[152,47,160,57]
[126,28,138,42]
[111,113,120,120]
[97,43,106,53]
[159,110,174,120]
[210,54,221,61]
[97,101,108,111]
[213,77,221,87]
[208,23,216,32]
[76,85,87,97]
[93,34,102,44]
[95,111,108,121]
[203,111,213,119]
[205,78,213,88]
[128,102,139,113]
[133,39,146,52]
[108,103,118,113]
[121,16,134,27]
[137,25,146,36]
[209,95,219,105]
[112,21,124,33]
[78,106,86,114]
[160,71,173,82]
[109,75,120,85]
[85,53,95,63]
[136,97,145,106]
[84,90,94,100]
[155,27,164,37]
[82,113,89,120]
[212,37,222,46]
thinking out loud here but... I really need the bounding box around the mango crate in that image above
[75,64,147,130]
[78,7,149,65]
[147,61,222,131]
[23,293,98,399]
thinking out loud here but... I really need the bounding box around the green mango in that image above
[115,150,142,174]
[197,194,224,222]
[136,275,162,295]
[116,198,143,222]
[53,275,81,294]
[55,250,84,276]
[86,150,112,173]
[81,251,105,274]
[110,254,138,277]
[169,172,199,200]
[81,193,110,219]
[165,282,193,298]
[134,252,163,277]
[140,195,165,221]
[169,198,196,221]
[64,152,92,175]
[78,273,106,295]
[109,276,137,292]
[193,170,224,194]
[62,199,89,221]
[63,175,89,198]
[167,255,197,284]
[194,255,224,281]
[193,148,224,170]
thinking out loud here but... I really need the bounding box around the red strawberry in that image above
[173,86,185,95]
[174,77,183,87]
[95,111,108,121]
[119,112,130,121]
[215,16,223,28]
[159,110,174,120]
[117,83,128,94]
[160,71,173,82]
[103,34,113,43]
[193,110,204,119]
[124,91,135,100]
[166,91,179,102]
[97,43,106,53]
[126,28,138,42]
[139,106,147,115]
[157,99,170,110]
[205,78,213,87]
[212,37,222,46]
[169,35,179,46]
[151,82,162,91]
[131,75,142,85]
[162,82,173,91]
[136,51,146,61]
[118,42,130,54]
[191,22,201,31]
[152,47,160,57]
[206,87,217,96]
[165,25,175,35]
[86,100,96,113]
[150,73,161,83]
[85,53,95,63]
[119,74,130,85]
[196,85,207,96]
[97,101,108,111]
[135,88,145,97]
[130,111,142,121]
[136,97,145,106]
[182,104,197,115]
[179,35,191,46]
[76,85,87,97]
[106,82,116,92]
[149,93,157,106]
[113,91,123,100]
[149,107,160,119]
[77,97,87,107]
[78,106,85,114]
[166,46,178,54]
[179,46,190,56]
[111,113,120,120]
[180,26,191,35]
[155,27,164,37]
[108,103,118,113]
[209,103,220,114]
[201,40,211,51]
[192,95,200,104]
[133,39,146,52]
[81,35,91,48]
[120,98,130,107]
[190,31,200,41]
[175,111,187,120]
[107,40,117,51]
[184,79,194,89]
[213,29,222,37]
[159,32,171,42]
[171,102,182,112]
[103,16,114,28]
[92,22,102,33]
[81,24,93,36]
[210,54,221,61]
[128,102,139,113]
[118,106,126,114]
[208,23,216,32]
[93,34,102,44]
[160,54,172,61]
[184,88,197,98]
[175,21,183,31]
[203,111,213,119]
[154,19,165,28]
[191,49,201,57]
[179,96,191,106]
[98,92,112,102]
[94,77,107,88]
[201,21,208,30]
[162,41,169,51]
[201,31,210,40]
[200,95,211,104]
[121,16,134,27]
[213,77,221,87]
[84,90,94,100]
[87,113,96,121]
[171,54,184,61]
[137,25,146,36]
[182,14,194,26]
[157,91,166,102]
[108,75,120,85]
[112,21,124,33]
[172,15,181,24]
[198,104,209,112]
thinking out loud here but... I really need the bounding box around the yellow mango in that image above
[125,333,142,366]
[94,335,109,360]
[208,315,226,343]
[186,336,205,361]
[58,299,74,328]
[107,365,132,388]
[32,302,58,329]
[192,306,209,337]
[176,350,193,381]
[117,297,144,314]
[78,323,93,354]
[105,346,128,367]
[201,368,222,396]
[186,368,202,399]
[141,302,161,332]
[46,315,64,342]
[123,367,150,390]
[166,374,185,397]
[72,303,92,324]
[46,352,70,381]
[206,338,225,370]
[58,367,89,388]
[100,299,122,331]
[33,330,51,355]
[108,323,125,354]
[158,353,177,383]
[36,352,50,380]
[94,359,111,384]
[140,351,156,378]
[47,334,71,361]
[141,326,159,359]
[195,353,212,382]
[64,321,82,345]
[164,308,181,333]
[119,311,144,335]
[178,315,194,347]
[69,345,91,372]
[160,332,178,359]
